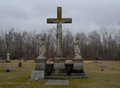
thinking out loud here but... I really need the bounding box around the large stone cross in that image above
[47,7,72,58]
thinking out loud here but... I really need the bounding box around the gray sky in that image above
[0,0,120,34]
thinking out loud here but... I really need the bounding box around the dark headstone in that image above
[101,69,103,71]
[24,58,27,62]
[18,62,22,67]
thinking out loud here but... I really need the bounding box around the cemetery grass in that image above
[0,60,120,88]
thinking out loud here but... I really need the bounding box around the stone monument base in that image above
[53,57,66,73]
[72,56,84,73]
[45,73,88,79]
[45,58,88,79]
[35,58,47,70]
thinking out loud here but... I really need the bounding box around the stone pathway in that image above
[44,80,69,85]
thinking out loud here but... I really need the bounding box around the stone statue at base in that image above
[35,37,47,70]
[37,38,46,59]
[74,37,81,59]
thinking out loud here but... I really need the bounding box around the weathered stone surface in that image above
[74,37,81,58]
[45,75,69,79]
[45,80,69,85]
[47,7,72,58]
[73,56,83,61]
[53,62,65,73]
[72,62,84,72]
[53,57,66,73]
[72,56,85,73]
[6,53,11,62]
[35,58,47,70]
[30,70,44,80]
[6,67,12,72]
[43,7,88,79]
[45,73,88,79]
[38,37,46,58]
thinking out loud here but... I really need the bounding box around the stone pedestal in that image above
[35,58,47,70]
[72,56,84,73]
[53,57,66,73]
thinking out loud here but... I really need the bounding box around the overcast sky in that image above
[0,0,120,34]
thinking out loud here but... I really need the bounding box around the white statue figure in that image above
[74,37,81,58]
[38,37,46,58]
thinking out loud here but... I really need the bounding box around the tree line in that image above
[0,27,120,60]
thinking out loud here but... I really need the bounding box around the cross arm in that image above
[62,18,72,23]
[47,18,57,23]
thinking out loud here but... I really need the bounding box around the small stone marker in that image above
[6,67,12,72]
[92,60,98,63]
[30,70,44,80]
[6,53,11,62]
[45,80,69,85]
[18,62,22,67]
[24,58,27,62]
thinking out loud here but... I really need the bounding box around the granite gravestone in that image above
[93,60,98,63]
[30,70,44,80]
[18,62,22,67]
[6,67,12,72]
